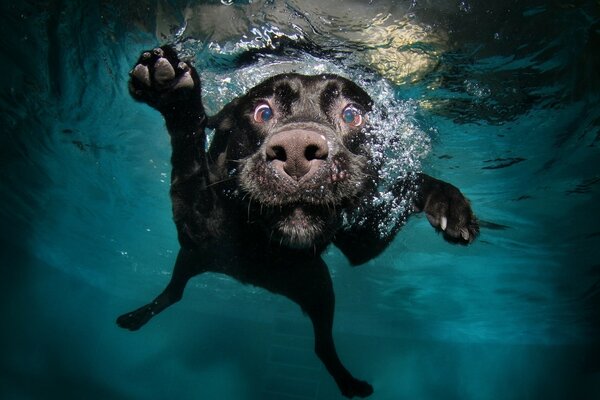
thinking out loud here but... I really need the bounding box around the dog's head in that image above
[217,73,374,249]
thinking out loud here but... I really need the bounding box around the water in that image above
[1,0,599,399]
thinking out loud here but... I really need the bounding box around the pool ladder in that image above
[262,310,322,400]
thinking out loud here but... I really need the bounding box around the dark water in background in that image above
[1,0,599,399]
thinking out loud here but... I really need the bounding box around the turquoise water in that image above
[1,1,599,399]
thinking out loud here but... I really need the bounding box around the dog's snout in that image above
[266,130,329,180]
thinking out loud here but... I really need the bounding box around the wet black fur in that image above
[118,45,479,398]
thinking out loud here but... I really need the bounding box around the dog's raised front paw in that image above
[128,46,199,111]
[423,181,479,244]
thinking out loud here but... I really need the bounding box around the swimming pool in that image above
[1,1,598,399]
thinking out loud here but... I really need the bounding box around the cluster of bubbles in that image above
[190,26,431,237]
[360,90,430,237]
[209,24,303,58]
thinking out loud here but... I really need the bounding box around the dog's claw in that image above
[460,227,470,241]
[423,180,478,244]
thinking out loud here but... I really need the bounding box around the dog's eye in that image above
[253,103,273,123]
[341,105,363,127]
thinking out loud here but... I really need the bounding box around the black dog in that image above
[117,46,479,398]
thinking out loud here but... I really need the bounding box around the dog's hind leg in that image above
[269,257,374,398]
[116,248,201,331]
[305,265,374,398]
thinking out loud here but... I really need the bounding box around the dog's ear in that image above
[207,98,242,162]
[207,98,241,130]
[339,79,374,112]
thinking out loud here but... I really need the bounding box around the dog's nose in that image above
[266,130,329,180]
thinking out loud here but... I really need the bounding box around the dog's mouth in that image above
[235,143,369,249]
[266,203,335,249]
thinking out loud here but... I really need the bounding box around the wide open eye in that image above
[341,105,364,127]
[253,103,274,123]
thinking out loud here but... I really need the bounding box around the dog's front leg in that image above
[334,172,479,265]
[128,45,218,247]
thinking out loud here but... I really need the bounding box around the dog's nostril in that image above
[305,144,328,161]
[266,145,287,162]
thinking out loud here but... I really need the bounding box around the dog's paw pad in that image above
[173,66,195,91]
[152,47,164,57]
[130,64,151,87]
[128,46,198,110]
[153,57,176,85]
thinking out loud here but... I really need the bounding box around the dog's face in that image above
[218,73,374,249]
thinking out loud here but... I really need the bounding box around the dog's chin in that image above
[272,206,329,249]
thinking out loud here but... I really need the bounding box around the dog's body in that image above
[117,46,479,398]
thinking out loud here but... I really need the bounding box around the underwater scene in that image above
[1,0,599,399]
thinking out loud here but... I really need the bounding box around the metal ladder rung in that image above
[264,375,320,399]
[263,315,322,399]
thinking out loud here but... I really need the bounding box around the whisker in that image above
[206,176,236,188]
[269,229,275,245]
[247,195,253,222]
